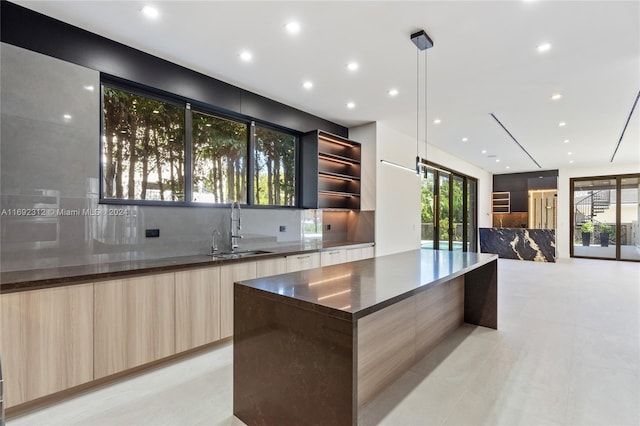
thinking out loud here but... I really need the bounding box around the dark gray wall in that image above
[0,1,347,137]
[493,170,558,212]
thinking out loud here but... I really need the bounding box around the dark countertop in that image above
[236,249,498,320]
[0,241,374,293]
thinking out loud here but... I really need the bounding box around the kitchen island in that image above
[233,249,498,425]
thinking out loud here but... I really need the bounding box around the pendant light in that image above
[412,30,434,174]
[380,29,434,174]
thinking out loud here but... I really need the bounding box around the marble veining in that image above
[479,227,555,262]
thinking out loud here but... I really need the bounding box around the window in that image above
[101,81,298,207]
[192,111,248,203]
[102,86,185,201]
[253,125,296,206]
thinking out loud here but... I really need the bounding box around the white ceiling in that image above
[14,0,640,174]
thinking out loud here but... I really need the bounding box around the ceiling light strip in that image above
[610,90,640,163]
[489,113,542,169]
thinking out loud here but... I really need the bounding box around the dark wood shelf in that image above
[319,190,361,198]
[318,171,361,181]
[318,152,360,165]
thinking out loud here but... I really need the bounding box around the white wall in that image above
[350,121,493,256]
[557,163,639,258]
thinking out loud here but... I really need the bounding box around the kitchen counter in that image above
[233,249,498,425]
[0,241,374,293]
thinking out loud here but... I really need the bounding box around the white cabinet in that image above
[347,246,375,262]
[321,249,347,266]
[286,252,321,272]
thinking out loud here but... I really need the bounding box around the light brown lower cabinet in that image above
[175,267,221,352]
[321,249,347,266]
[285,252,321,272]
[94,273,175,379]
[220,262,257,339]
[256,257,287,278]
[0,284,94,408]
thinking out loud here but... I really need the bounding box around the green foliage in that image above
[580,221,594,233]
[599,222,613,235]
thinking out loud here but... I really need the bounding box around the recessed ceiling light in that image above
[346,102,356,109]
[551,93,562,100]
[84,85,94,91]
[563,139,570,144]
[558,121,566,127]
[433,119,441,124]
[568,152,572,155]
[537,42,552,52]
[240,51,253,62]
[303,81,313,89]
[461,137,468,142]
[506,166,510,169]
[388,88,399,97]
[141,5,159,19]
[496,159,501,163]
[481,150,487,154]
[285,22,300,34]
[63,114,72,120]
[569,160,574,164]
[347,62,359,71]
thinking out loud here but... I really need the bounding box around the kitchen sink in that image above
[209,250,273,260]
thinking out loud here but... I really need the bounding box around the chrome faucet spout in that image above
[230,201,243,252]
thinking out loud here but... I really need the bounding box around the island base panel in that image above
[464,260,498,329]
[233,287,355,426]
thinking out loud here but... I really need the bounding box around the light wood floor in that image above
[8,257,640,426]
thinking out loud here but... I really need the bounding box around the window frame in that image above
[99,76,301,209]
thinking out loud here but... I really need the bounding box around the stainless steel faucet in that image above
[211,229,220,254]
[230,201,242,252]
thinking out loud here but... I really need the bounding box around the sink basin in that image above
[210,250,273,260]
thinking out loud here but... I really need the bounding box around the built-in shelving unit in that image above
[300,130,361,210]
[491,191,510,214]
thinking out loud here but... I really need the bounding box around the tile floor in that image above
[8,257,640,426]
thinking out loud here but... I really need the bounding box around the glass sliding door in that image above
[571,173,639,262]
[620,177,640,261]
[467,180,477,251]
[452,176,464,251]
[421,169,435,249]
[438,172,451,251]
[420,161,477,252]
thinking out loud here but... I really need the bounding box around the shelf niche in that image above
[300,130,361,210]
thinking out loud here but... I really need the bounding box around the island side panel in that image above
[233,285,355,426]
[463,259,498,329]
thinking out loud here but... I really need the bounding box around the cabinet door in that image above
[175,267,221,352]
[346,248,363,262]
[220,262,257,339]
[256,257,287,278]
[321,249,347,266]
[94,273,175,378]
[286,252,321,272]
[0,284,93,407]
[361,246,375,260]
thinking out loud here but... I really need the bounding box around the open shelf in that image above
[302,130,361,210]
[492,192,510,214]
